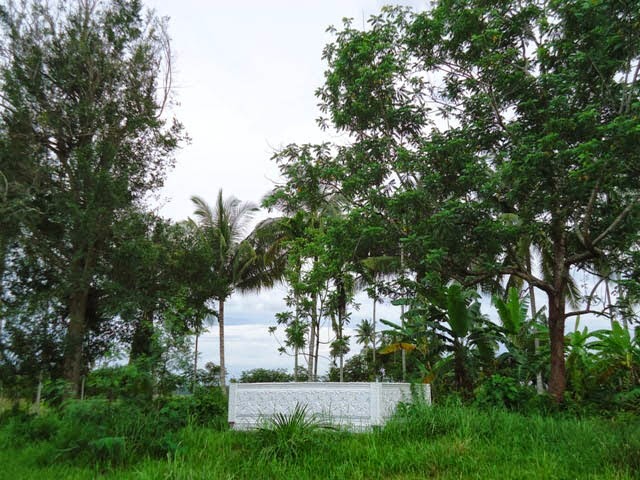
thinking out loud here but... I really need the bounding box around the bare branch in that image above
[592,202,636,246]
[565,308,612,319]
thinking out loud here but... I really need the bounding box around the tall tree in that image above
[275,2,640,401]
[263,184,348,381]
[0,0,184,393]
[191,189,283,390]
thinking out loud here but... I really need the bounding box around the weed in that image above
[256,403,333,463]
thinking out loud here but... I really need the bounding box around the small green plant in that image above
[88,436,126,467]
[474,374,535,411]
[256,403,332,462]
[86,362,153,402]
[384,400,462,441]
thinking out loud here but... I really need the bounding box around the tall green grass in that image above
[1,402,638,479]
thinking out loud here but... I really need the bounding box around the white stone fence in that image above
[228,382,431,430]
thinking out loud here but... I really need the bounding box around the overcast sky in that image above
[138,1,428,379]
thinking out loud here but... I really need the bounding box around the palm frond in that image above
[190,195,215,229]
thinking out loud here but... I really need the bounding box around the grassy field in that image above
[1,403,638,479]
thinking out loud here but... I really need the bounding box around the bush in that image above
[48,397,218,465]
[238,368,293,383]
[40,379,69,408]
[156,387,227,430]
[256,404,333,462]
[474,374,535,411]
[85,363,153,402]
[0,382,230,468]
[88,436,126,467]
[0,410,61,447]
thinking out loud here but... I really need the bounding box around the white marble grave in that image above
[228,382,431,430]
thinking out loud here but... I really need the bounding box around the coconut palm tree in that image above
[355,319,375,352]
[191,189,284,391]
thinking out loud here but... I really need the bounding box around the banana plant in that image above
[565,322,596,400]
[380,283,498,394]
[492,287,537,383]
[438,284,498,394]
[590,321,640,389]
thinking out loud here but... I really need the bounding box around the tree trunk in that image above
[218,299,226,393]
[372,294,377,364]
[63,288,89,395]
[35,371,43,414]
[193,333,199,393]
[314,318,320,380]
[548,219,568,402]
[401,297,406,382]
[547,290,567,401]
[400,244,406,381]
[605,278,615,328]
[308,292,318,381]
[453,342,472,396]
[337,278,347,383]
[293,282,299,382]
[0,235,7,339]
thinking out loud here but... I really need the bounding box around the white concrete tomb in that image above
[228,382,431,430]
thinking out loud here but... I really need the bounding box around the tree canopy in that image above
[272,0,640,400]
[0,0,185,393]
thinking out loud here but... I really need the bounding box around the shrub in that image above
[40,379,69,408]
[156,387,227,429]
[0,388,229,467]
[474,374,535,411]
[88,436,126,467]
[256,403,333,462]
[52,399,186,463]
[0,405,61,445]
[85,363,153,402]
[238,368,293,383]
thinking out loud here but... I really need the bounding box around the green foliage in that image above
[158,387,227,428]
[493,288,529,336]
[328,352,373,382]
[256,404,333,463]
[0,411,61,447]
[591,322,640,388]
[40,379,70,409]
[381,284,498,395]
[1,402,639,478]
[0,0,186,390]
[565,326,596,401]
[273,0,640,401]
[474,374,536,411]
[86,363,153,402]
[383,399,468,441]
[190,190,286,388]
[87,436,126,468]
[0,389,228,469]
[238,368,293,383]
